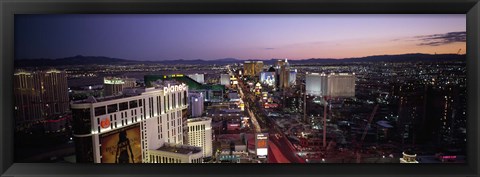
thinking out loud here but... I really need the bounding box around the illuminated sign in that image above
[440,156,457,159]
[257,139,267,148]
[256,133,268,157]
[163,83,187,94]
[100,124,142,163]
[100,117,110,129]
[104,78,125,84]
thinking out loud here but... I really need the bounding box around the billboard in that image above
[260,72,275,86]
[256,133,268,158]
[100,123,142,163]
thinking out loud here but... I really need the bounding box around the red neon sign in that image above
[100,117,110,128]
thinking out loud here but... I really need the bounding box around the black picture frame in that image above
[1,0,479,177]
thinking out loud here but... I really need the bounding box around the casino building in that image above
[244,61,264,77]
[71,82,203,163]
[306,72,328,97]
[305,72,355,97]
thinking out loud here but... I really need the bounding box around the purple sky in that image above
[15,14,466,60]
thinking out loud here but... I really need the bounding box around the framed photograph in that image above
[1,0,479,177]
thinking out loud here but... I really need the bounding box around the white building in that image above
[220,74,231,86]
[305,72,328,97]
[327,73,356,97]
[189,92,204,118]
[187,117,213,158]
[148,143,203,163]
[289,69,297,86]
[187,73,205,84]
[71,82,202,163]
[305,72,355,97]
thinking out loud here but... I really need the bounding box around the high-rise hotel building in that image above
[220,74,231,86]
[305,72,328,97]
[187,117,213,158]
[326,73,356,97]
[188,92,204,118]
[243,61,264,77]
[305,72,355,98]
[276,59,291,89]
[71,82,203,163]
[14,69,69,129]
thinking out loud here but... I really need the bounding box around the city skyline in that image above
[15,14,466,61]
[13,14,468,164]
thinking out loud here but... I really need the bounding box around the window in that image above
[163,96,166,112]
[173,93,176,107]
[139,99,143,106]
[107,104,118,113]
[148,98,151,117]
[129,100,138,108]
[157,96,160,115]
[119,102,128,111]
[94,106,106,116]
[184,91,187,105]
[178,92,181,106]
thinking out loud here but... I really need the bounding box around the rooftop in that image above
[145,74,224,91]
[72,87,161,104]
[73,94,136,104]
[187,117,212,123]
[156,143,202,155]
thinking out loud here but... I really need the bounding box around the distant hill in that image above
[14,55,138,67]
[14,53,465,67]
[286,53,466,65]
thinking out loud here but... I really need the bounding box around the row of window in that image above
[96,108,142,133]
[94,100,142,116]
[150,155,196,163]
[94,90,186,118]
[189,124,206,132]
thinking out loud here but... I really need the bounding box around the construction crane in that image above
[360,104,379,144]
[322,96,330,148]
[355,104,379,163]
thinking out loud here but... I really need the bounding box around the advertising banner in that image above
[100,123,142,163]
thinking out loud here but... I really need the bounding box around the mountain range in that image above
[14,53,466,67]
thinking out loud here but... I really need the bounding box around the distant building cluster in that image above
[13,55,467,164]
[14,69,70,132]
[244,59,297,90]
[103,77,137,96]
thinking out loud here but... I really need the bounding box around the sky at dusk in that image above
[15,14,466,61]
